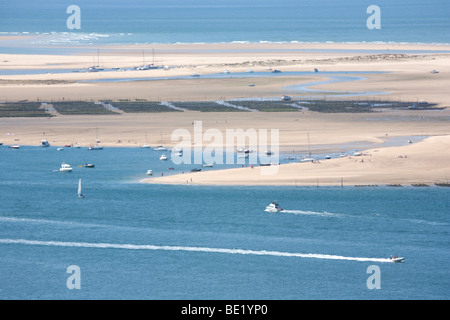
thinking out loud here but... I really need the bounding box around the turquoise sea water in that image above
[0,145,449,299]
[1,0,449,47]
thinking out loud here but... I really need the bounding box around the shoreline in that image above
[1,41,449,187]
[142,134,450,187]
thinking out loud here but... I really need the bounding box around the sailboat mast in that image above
[307,132,312,157]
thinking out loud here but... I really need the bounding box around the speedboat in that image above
[88,145,103,150]
[154,146,167,151]
[41,140,50,147]
[9,145,20,149]
[159,154,168,161]
[59,162,73,173]
[84,163,95,168]
[281,95,291,101]
[146,170,153,175]
[389,256,405,263]
[265,201,284,213]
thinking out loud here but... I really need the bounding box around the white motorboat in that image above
[325,155,332,159]
[9,145,20,149]
[41,140,50,147]
[89,145,103,150]
[389,256,405,263]
[146,170,153,175]
[153,146,167,151]
[353,151,362,156]
[159,154,168,161]
[59,162,73,173]
[281,95,291,101]
[202,164,213,167]
[265,201,284,213]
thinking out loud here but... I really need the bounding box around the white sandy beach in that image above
[1,41,450,186]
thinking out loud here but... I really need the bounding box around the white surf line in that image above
[0,238,393,263]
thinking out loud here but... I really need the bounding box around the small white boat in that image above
[57,147,64,151]
[146,170,153,175]
[59,162,73,173]
[84,163,95,168]
[264,150,273,155]
[160,154,168,161]
[153,146,167,151]
[89,128,103,150]
[246,68,254,73]
[192,73,200,77]
[389,256,405,263]
[89,146,103,150]
[265,201,284,213]
[281,95,291,101]
[238,154,249,158]
[41,140,50,147]
[202,164,213,167]
[224,69,230,74]
[353,151,362,156]
[325,155,332,159]
[141,144,151,148]
[9,145,20,149]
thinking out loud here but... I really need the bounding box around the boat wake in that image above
[0,238,394,263]
[282,210,338,217]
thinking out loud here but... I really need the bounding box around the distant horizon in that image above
[1,0,449,47]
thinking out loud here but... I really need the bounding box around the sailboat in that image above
[141,133,151,148]
[89,128,103,150]
[87,49,104,72]
[78,179,85,198]
[301,132,316,162]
